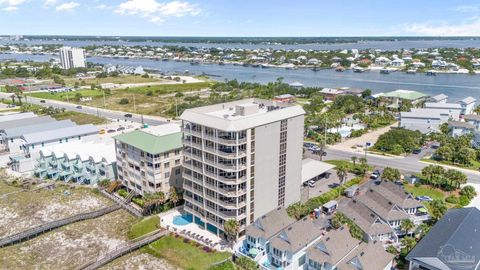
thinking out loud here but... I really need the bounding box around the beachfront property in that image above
[114,124,183,196]
[318,88,344,101]
[305,226,394,270]
[30,140,116,184]
[338,181,425,243]
[181,98,305,237]
[379,89,429,108]
[427,93,448,103]
[407,207,480,270]
[59,46,86,69]
[459,96,477,115]
[399,95,477,134]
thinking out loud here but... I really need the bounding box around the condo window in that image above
[164,172,170,178]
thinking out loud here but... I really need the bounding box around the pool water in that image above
[173,215,192,226]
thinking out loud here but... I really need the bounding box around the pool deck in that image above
[159,209,230,252]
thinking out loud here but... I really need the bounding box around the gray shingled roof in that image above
[356,188,409,222]
[425,102,462,109]
[22,124,99,145]
[245,207,295,240]
[0,116,55,131]
[307,227,361,266]
[2,120,75,139]
[338,199,393,236]
[407,208,480,270]
[269,217,324,254]
[337,241,395,270]
[370,181,422,209]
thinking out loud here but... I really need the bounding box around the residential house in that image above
[448,121,474,138]
[407,207,480,270]
[424,103,462,120]
[242,207,296,259]
[375,57,392,66]
[399,110,444,134]
[273,94,295,103]
[268,217,325,270]
[458,96,477,115]
[428,94,448,103]
[305,226,394,270]
[319,88,345,101]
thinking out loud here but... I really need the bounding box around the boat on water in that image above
[426,70,437,76]
[380,68,392,74]
[251,63,260,68]
[218,61,225,65]
[335,66,345,72]
[261,64,270,68]
[190,61,200,65]
[311,66,320,71]
[353,67,369,73]
[162,58,169,61]
[406,69,417,74]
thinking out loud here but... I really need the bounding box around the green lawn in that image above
[324,159,373,172]
[144,235,231,270]
[404,184,445,201]
[52,111,107,125]
[128,216,160,239]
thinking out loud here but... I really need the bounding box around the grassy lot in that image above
[421,158,480,171]
[144,235,231,270]
[63,75,162,86]
[127,216,160,239]
[52,110,107,125]
[29,82,210,117]
[404,184,446,201]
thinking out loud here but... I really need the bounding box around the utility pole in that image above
[102,90,106,108]
[133,94,137,113]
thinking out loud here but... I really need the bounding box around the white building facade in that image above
[59,47,86,69]
[181,99,305,237]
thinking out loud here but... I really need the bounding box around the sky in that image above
[2,0,480,36]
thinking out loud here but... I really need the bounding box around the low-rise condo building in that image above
[181,98,305,237]
[114,124,183,196]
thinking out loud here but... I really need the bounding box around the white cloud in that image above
[95,4,108,9]
[44,0,57,6]
[3,5,17,11]
[0,0,26,11]
[55,1,79,12]
[402,17,480,36]
[115,0,200,24]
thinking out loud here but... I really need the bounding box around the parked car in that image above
[124,113,133,118]
[370,170,381,179]
[412,148,422,154]
[76,105,82,109]
[117,127,125,131]
[107,129,116,133]
[416,196,433,202]
[307,180,316,188]
[303,142,315,148]
[40,100,46,103]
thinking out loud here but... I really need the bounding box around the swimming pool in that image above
[173,215,192,226]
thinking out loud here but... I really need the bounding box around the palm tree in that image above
[223,219,240,246]
[168,187,179,207]
[336,164,348,186]
[351,156,357,166]
[144,191,166,215]
[415,223,431,239]
[400,219,415,236]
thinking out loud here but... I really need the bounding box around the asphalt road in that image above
[1,92,168,126]
[306,148,480,184]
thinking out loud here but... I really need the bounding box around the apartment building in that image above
[59,46,86,69]
[180,98,305,236]
[113,124,183,196]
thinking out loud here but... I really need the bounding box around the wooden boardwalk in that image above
[78,230,167,270]
[0,205,121,248]
[100,189,143,217]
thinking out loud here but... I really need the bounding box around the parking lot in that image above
[300,171,356,202]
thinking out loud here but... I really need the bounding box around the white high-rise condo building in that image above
[181,98,305,237]
[59,47,86,69]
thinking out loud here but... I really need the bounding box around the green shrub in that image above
[458,195,471,206]
[445,195,459,204]
[119,98,129,105]
[118,188,128,198]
